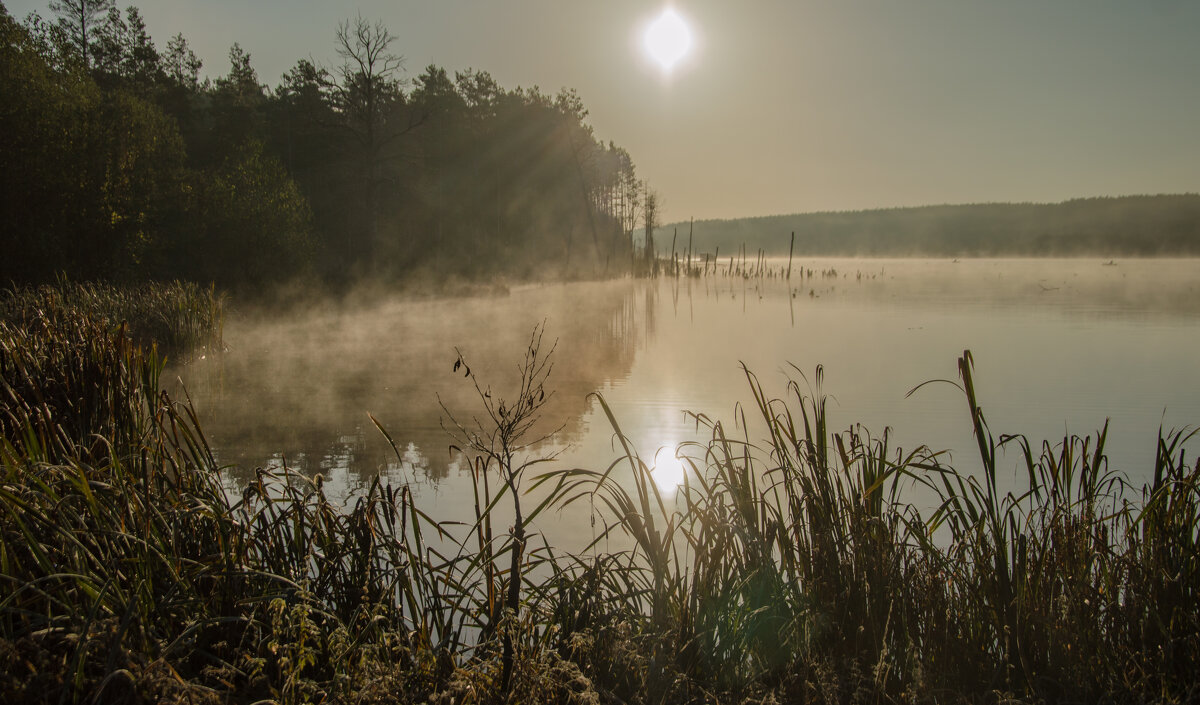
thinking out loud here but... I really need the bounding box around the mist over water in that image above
[170,280,647,487]
[170,258,1200,544]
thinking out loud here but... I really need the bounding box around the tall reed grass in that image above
[540,356,1199,703]
[1,298,1196,703]
[1,279,224,357]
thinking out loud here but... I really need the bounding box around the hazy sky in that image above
[8,0,1200,221]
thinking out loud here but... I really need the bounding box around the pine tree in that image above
[47,0,114,68]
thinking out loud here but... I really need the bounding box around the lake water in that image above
[170,258,1200,547]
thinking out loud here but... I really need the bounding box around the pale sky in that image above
[8,0,1200,222]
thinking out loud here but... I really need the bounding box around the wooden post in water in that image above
[787,231,795,280]
[687,217,694,276]
[671,228,678,277]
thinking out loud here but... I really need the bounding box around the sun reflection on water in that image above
[651,446,688,496]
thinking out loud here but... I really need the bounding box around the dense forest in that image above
[0,0,652,289]
[662,194,1200,259]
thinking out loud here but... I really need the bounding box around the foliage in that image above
[1,1,651,290]
[0,297,437,703]
[46,0,111,68]
[0,279,223,355]
[175,142,315,288]
[0,5,315,290]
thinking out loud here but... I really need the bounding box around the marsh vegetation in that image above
[2,280,1198,704]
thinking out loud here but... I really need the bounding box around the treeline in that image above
[0,1,652,289]
[663,195,1200,258]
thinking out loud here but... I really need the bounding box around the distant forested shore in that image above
[1,1,653,291]
[660,194,1200,258]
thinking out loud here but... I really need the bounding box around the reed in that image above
[1,279,224,358]
[1,295,1197,703]
[538,354,1199,703]
[0,307,451,702]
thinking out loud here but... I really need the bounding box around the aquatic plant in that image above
[0,279,224,357]
[538,353,1199,702]
[1,299,1197,703]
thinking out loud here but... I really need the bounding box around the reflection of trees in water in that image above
[171,280,655,487]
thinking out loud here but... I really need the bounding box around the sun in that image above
[644,8,693,73]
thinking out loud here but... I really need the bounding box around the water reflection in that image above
[651,447,688,497]
[169,279,655,487]
[171,258,1200,521]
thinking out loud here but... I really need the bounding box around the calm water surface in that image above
[170,258,1200,546]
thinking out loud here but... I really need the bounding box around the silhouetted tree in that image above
[47,0,112,67]
[1,5,188,282]
[643,188,659,270]
[161,31,200,90]
[119,7,158,92]
[1,2,652,288]
[210,43,264,153]
[90,6,159,94]
[88,4,123,77]
[328,15,415,269]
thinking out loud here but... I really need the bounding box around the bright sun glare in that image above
[644,8,692,72]
[652,448,687,495]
